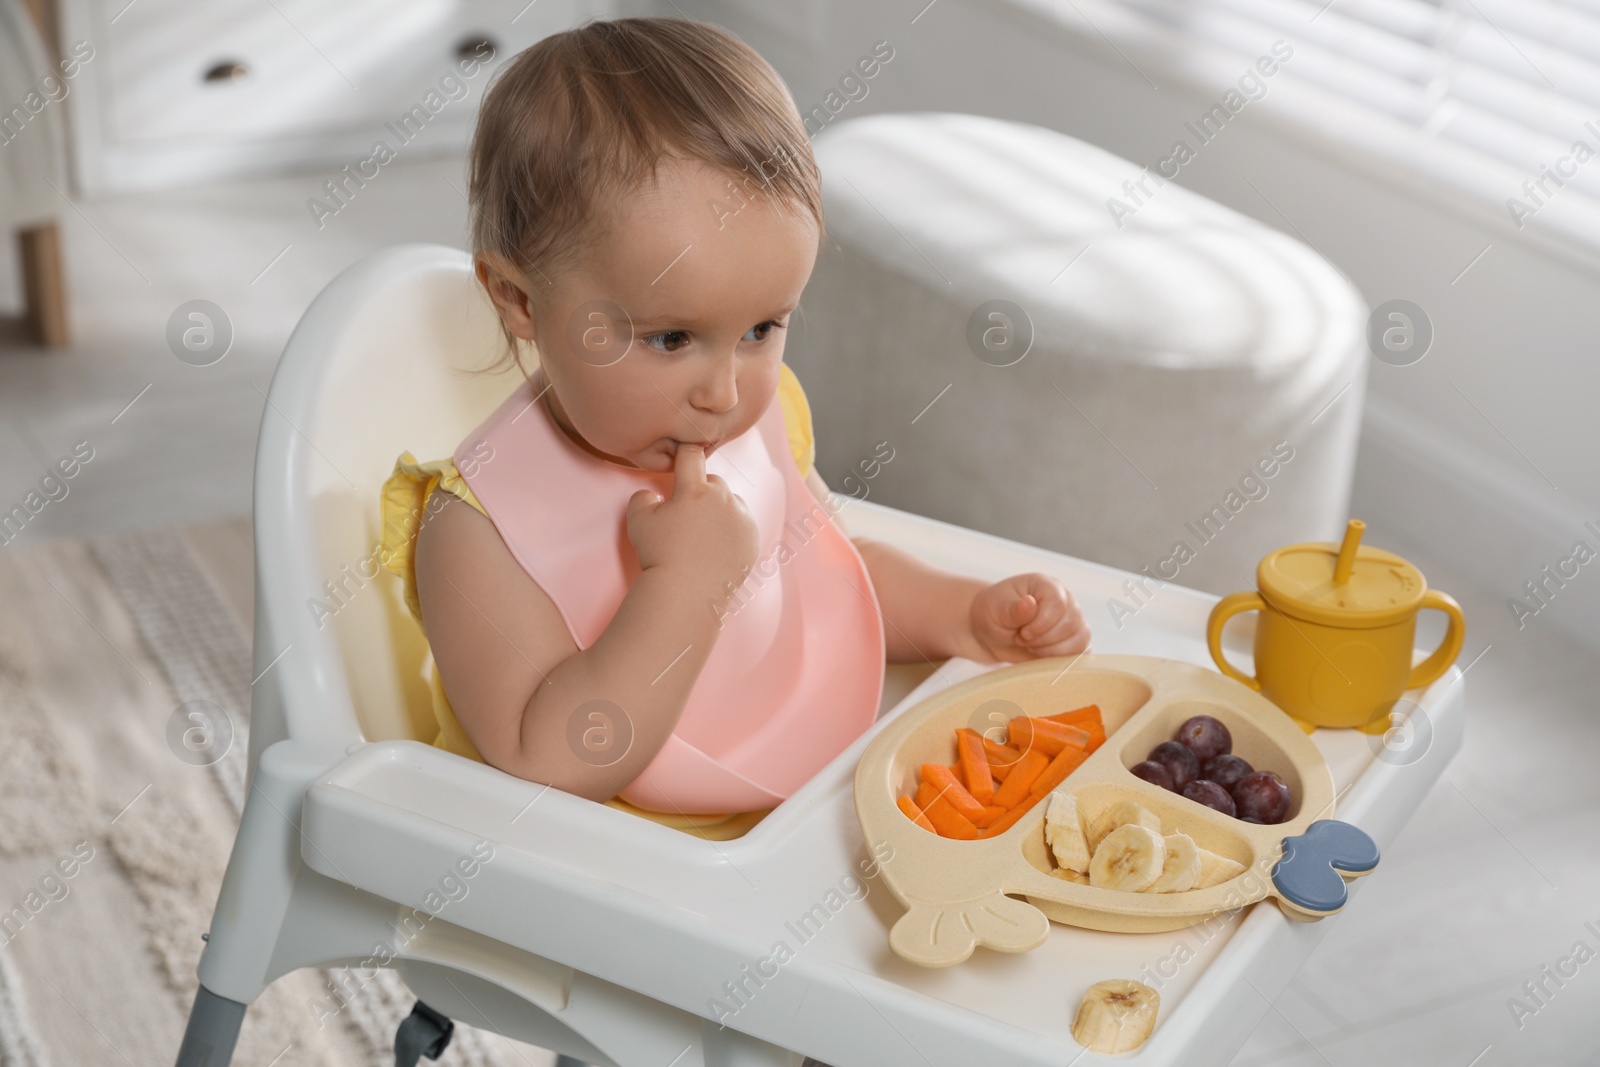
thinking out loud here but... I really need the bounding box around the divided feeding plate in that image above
[853,654,1349,968]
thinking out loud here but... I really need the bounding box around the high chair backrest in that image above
[252,245,525,762]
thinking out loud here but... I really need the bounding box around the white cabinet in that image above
[62,0,597,193]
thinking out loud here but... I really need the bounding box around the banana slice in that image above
[1147,831,1201,893]
[1088,824,1166,891]
[1086,799,1162,852]
[1050,866,1090,884]
[1045,792,1091,873]
[1071,979,1161,1054]
[1194,847,1247,888]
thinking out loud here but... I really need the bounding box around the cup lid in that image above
[1257,522,1426,627]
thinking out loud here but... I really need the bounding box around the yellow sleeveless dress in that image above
[379,362,820,841]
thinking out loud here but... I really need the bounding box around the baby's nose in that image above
[690,363,739,413]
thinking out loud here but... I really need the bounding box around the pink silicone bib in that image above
[453,369,886,813]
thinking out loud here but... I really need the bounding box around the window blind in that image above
[1036,0,1600,251]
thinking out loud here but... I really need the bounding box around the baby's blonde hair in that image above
[468,16,825,373]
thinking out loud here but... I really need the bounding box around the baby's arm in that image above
[414,446,758,801]
[804,468,1091,664]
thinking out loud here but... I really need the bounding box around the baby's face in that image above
[521,156,819,474]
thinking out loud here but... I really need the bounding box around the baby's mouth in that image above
[668,438,720,457]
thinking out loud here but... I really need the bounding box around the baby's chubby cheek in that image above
[556,384,671,463]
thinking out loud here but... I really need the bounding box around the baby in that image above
[387,17,1089,832]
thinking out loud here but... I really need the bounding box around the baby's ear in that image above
[475,253,539,342]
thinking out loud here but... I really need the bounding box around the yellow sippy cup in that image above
[1205,519,1465,734]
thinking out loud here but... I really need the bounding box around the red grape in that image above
[1232,771,1291,824]
[1177,715,1232,762]
[1181,779,1237,816]
[1148,741,1200,792]
[1202,753,1253,792]
[1130,760,1175,791]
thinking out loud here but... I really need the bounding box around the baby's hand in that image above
[967,573,1090,663]
[625,444,759,593]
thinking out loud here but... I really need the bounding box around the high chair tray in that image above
[298,500,1464,1067]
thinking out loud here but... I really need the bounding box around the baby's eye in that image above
[744,320,788,343]
[642,330,691,354]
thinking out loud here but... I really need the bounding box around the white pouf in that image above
[787,112,1369,602]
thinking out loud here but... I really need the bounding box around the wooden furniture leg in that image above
[19,222,69,348]
[15,0,68,349]
[21,0,61,59]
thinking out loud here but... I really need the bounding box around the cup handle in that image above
[1406,589,1466,690]
[1206,591,1266,691]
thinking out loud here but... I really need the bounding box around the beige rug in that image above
[0,518,547,1067]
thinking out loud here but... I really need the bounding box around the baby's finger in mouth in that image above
[672,440,706,482]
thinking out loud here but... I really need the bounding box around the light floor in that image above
[3,155,1596,1066]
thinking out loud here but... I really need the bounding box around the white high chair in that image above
[176,243,1464,1067]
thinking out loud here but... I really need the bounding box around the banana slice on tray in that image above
[1044,792,1091,873]
[1195,846,1248,888]
[1072,979,1161,1054]
[1149,831,1202,893]
[1088,824,1166,891]
[1086,799,1162,852]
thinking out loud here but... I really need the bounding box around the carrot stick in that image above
[956,729,996,803]
[925,801,980,839]
[1038,719,1093,749]
[1045,704,1102,728]
[915,782,980,839]
[920,764,990,824]
[980,790,1047,837]
[897,794,936,833]
[1049,703,1100,723]
[1043,720,1104,752]
[990,749,1049,809]
[980,736,1024,778]
[973,804,1006,827]
[1009,717,1093,758]
[1007,716,1063,757]
[1029,743,1090,797]
[1045,706,1106,751]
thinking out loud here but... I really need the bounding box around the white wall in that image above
[664,0,1600,650]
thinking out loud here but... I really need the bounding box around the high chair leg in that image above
[174,983,247,1067]
[394,1000,454,1066]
